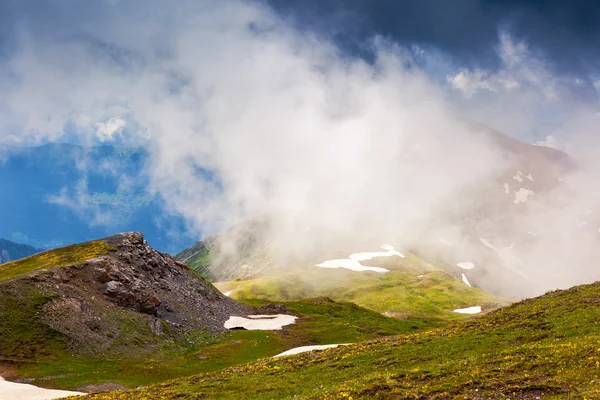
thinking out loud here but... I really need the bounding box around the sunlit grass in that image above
[81,282,600,399]
[0,240,111,281]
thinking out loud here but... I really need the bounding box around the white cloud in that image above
[533,135,560,149]
[2,1,600,298]
[95,117,127,142]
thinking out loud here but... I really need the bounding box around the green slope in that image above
[217,252,505,321]
[1,295,439,391]
[0,240,110,281]
[82,281,600,399]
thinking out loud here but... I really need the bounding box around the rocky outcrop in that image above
[0,232,250,356]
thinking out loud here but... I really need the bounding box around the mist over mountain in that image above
[0,143,194,252]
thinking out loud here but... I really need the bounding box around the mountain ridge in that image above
[0,238,40,264]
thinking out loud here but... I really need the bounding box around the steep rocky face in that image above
[0,239,40,264]
[0,232,250,358]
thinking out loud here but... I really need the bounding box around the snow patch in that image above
[526,173,534,181]
[348,249,403,262]
[316,244,404,273]
[223,291,232,297]
[503,183,510,194]
[513,188,534,204]
[273,344,350,357]
[461,273,472,287]
[0,376,83,400]
[316,259,390,273]
[224,314,297,330]
[513,171,523,182]
[479,238,496,250]
[456,261,475,270]
[453,306,482,314]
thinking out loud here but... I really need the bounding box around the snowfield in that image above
[315,244,404,273]
[224,314,297,330]
[461,273,472,287]
[513,188,534,204]
[0,376,83,400]
[273,344,349,357]
[453,306,482,314]
[456,261,475,270]
[315,259,390,273]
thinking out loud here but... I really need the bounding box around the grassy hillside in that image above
[0,240,111,281]
[0,232,450,393]
[1,296,438,391]
[217,252,505,320]
[82,281,600,399]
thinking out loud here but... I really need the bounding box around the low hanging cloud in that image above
[95,117,127,142]
[1,0,600,298]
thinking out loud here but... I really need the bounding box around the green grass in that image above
[216,253,505,321]
[0,287,67,362]
[1,293,437,391]
[81,281,600,399]
[0,240,111,281]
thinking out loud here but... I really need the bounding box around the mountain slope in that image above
[84,280,600,399]
[176,121,583,299]
[0,238,40,264]
[216,252,505,321]
[0,232,250,388]
[0,232,446,392]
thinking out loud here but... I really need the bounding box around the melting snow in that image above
[0,376,83,400]
[513,188,534,204]
[316,259,390,273]
[316,244,404,273]
[273,344,349,357]
[348,249,403,261]
[479,238,496,250]
[223,291,232,297]
[456,261,475,270]
[453,306,482,314]
[461,273,472,287]
[224,314,297,330]
[513,171,523,182]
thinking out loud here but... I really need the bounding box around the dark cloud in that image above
[266,0,600,77]
[2,0,600,78]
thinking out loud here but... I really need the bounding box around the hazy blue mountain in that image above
[0,143,194,253]
[0,238,41,263]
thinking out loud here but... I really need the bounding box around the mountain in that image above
[0,232,441,392]
[0,232,249,388]
[0,143,194,253]
[0,238,40,264]
[85,280,600,399]
[176,122,582,299]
